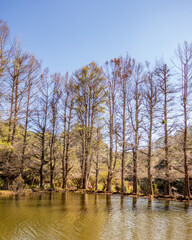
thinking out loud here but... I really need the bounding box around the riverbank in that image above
[0,189,33,196]
[1,188,191,202]
[70,189,192,202]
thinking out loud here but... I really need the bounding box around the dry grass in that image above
[0,190,14,196]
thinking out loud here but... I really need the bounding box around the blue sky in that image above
[1,0,192,75]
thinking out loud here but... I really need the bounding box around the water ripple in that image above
[0,193,192,240]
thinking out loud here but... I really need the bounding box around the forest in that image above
[1,19,192,199]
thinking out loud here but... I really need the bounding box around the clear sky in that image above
[1,0,192,75]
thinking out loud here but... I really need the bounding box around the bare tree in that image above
[61,77,74,188]
[128,62,143,194]
[49,73,62,189]
[61,73,69,188]
[105,60,118,192]
[7,41,29,145]
[94,127,103,191]
[155,62,174,195]
[73,62,106,189]
[143,63,157,195]
[175,41,192,198]
[33,68,50,189]
[114,56,133,193]
[3,41,29,189]
[21,55,40,176]
[63,96,74,188]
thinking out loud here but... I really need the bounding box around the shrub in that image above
[0,178,4,190]
[153,183,159,195]
[10,175,25,194]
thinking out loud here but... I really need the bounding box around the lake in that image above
[0,192,192,240]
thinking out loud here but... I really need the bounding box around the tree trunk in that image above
[3,177,10,190]
[62,94,68,189]
[121,85,126,193]
[7,77,15,143]
[80,132,85,188]
[50,136,55,189]
[50,127,55,189]
[164,71,171,195]
[83,138,89,189]
[63,99,73,188]
[107,95,113,192]
[147,110,153,195]
[40,162,44,189]
[11,76,19,146]
[133,148,137,194]
[183,95,190,197]
[95,128,99,191]
[133,80,139,194]
[95,167,99,191]
[21,79,31,176]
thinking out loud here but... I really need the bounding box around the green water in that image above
[0,192,192,240]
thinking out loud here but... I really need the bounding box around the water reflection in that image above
[0,193,192,240]
[61,192,67,203]
[164,200,170,211]
[60,192,67,211]
[106,195,112,212]
[120,195,124,210]
[132,196,137,209]
[184,201,190,211]
[94,194,98,213]
[80,193,88,211]
[147,198,152,210]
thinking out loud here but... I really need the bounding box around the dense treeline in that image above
[1,19,192,198]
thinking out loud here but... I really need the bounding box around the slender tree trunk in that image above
[40,102,48,189]
[50,146,55,190]
[50,117,56,189]
[95,160,99,191]
[133,82,139,194]
[82,103,94,189]
[4,77,15,190]
[144,69,157,196]
[107,95,113,192]
[147,110,153,195]
[183,95,190,197]
[21,115,28,174]
[6,75,19,189]
[164,116,171,195]
[133,148,138,194]
[62,94,68,189]
[40,162,43,189]
[11,76,19,146]
[80,131,85,188]
[83,138,88,189]
[49,74,61,190]
[37,70,49,189]
[21,80,31,175]
[155,63,172,195]
[62,118,66,188]
[82,104,88,189]
[164,73,171,195]
[113,132,118,171]
[95,128,99,191]
[64,99,73,188]
[3,177,10,190]
[121,86,126,193]
[50,142,54,189]
[8,78,15,143]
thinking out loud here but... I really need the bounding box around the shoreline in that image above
[0,189,191,202]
